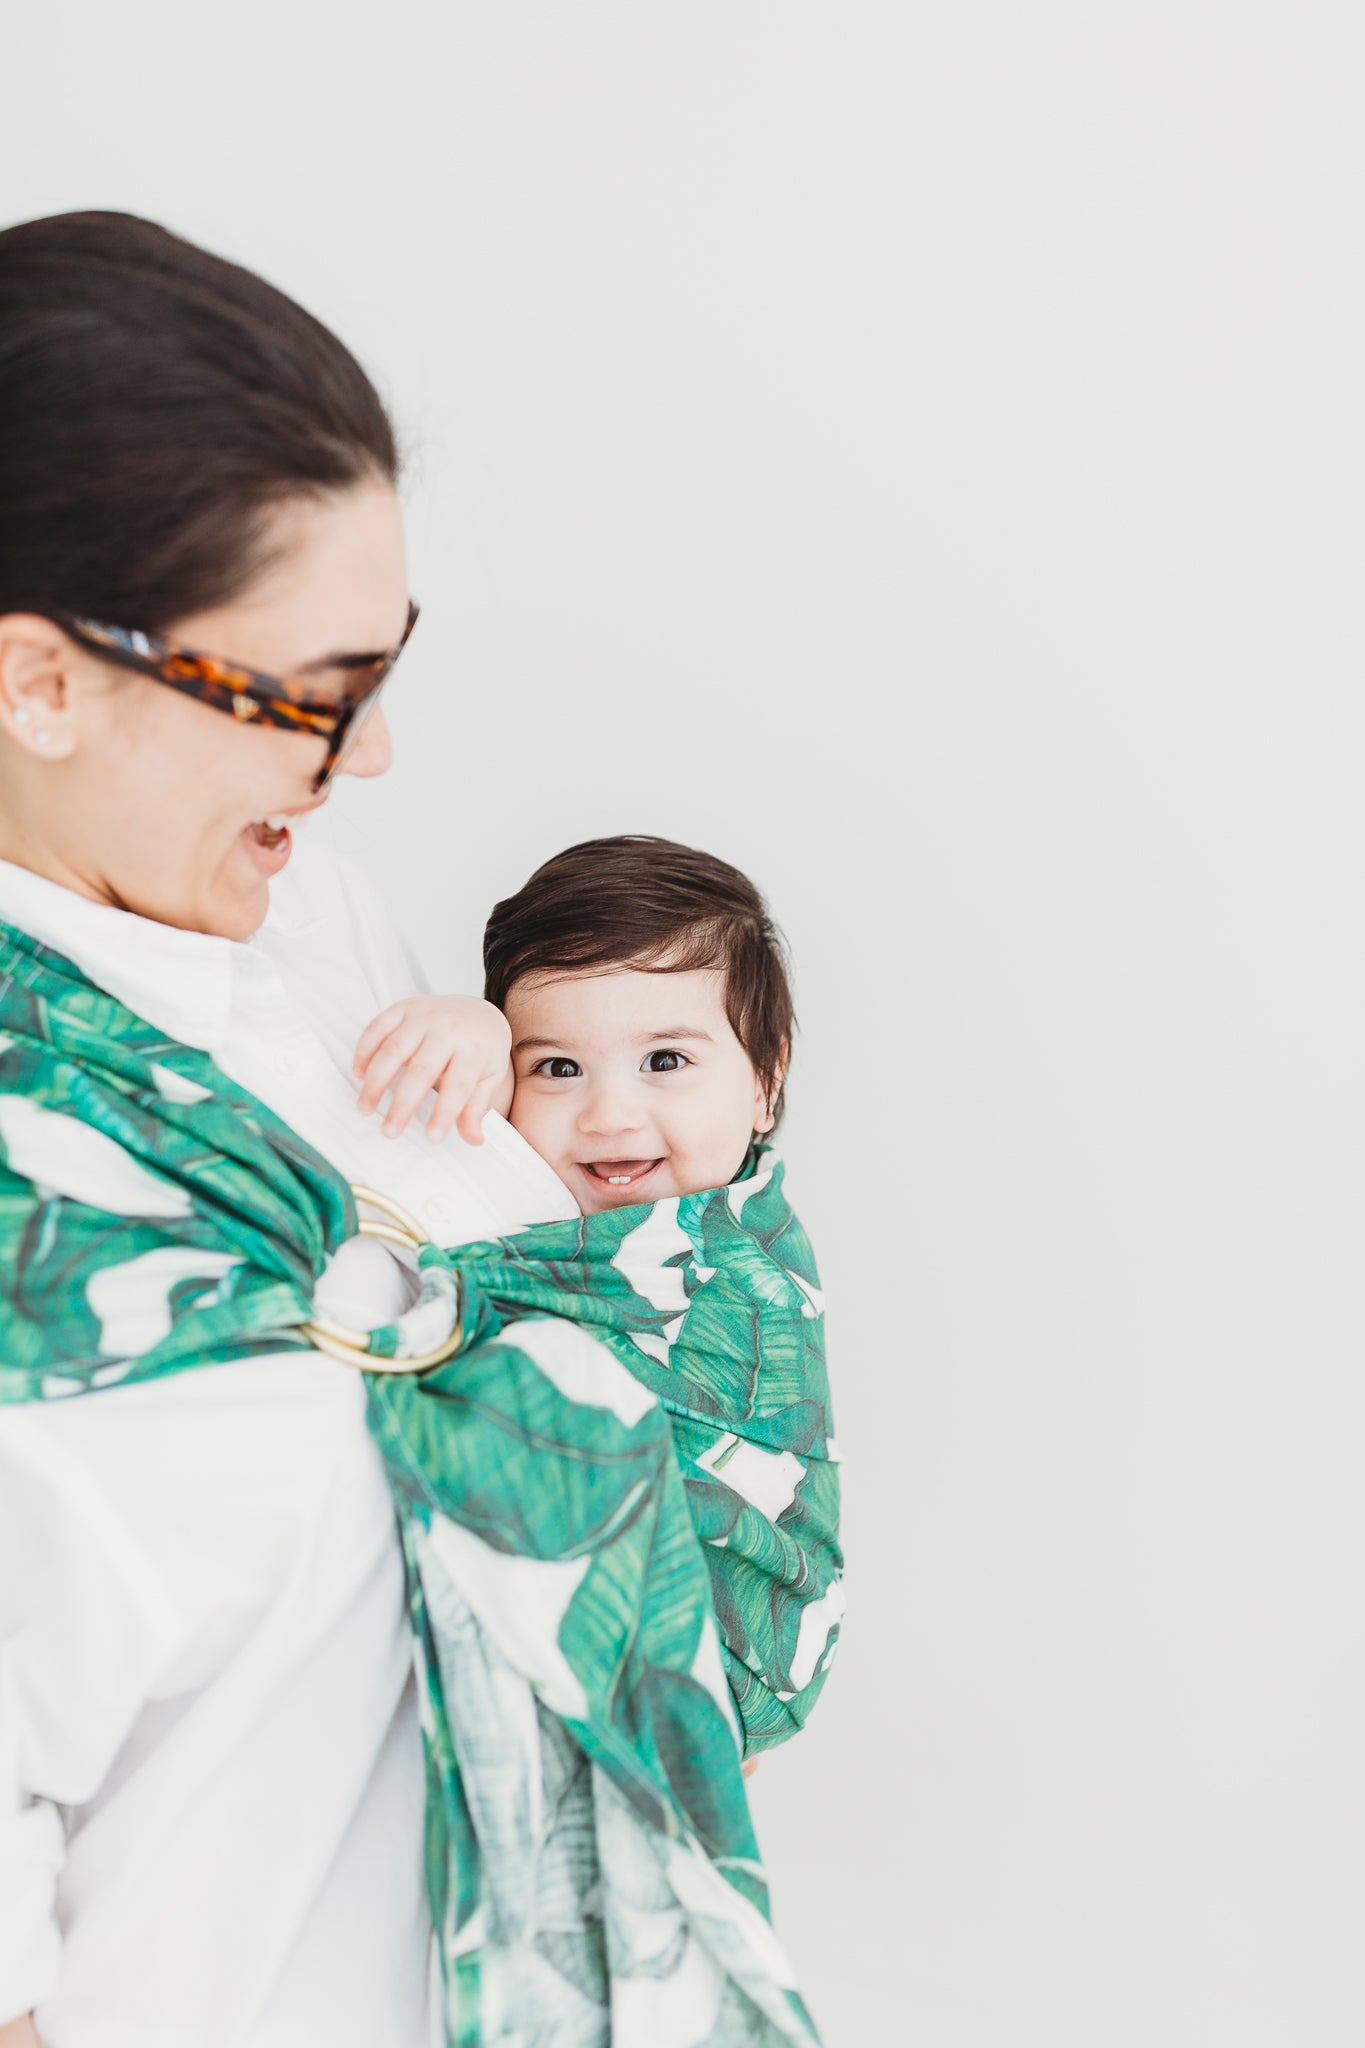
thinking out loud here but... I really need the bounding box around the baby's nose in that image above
[578,1080,646,1135]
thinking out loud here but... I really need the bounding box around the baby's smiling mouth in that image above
[579,1158,664,1189]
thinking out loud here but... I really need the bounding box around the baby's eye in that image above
[642,1049,689,1074]
[532,1056,582,1080]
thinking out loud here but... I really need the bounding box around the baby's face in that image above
[505,965,773,1213]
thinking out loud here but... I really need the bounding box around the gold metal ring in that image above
[349,1184,431,1248]
[299,1185,463,1373]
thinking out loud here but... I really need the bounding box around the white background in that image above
[6,7,1364,2042]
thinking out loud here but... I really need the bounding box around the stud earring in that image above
[13,707,31,728]
[35,730,51,746]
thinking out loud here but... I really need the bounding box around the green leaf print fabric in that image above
[0,921,842,2048]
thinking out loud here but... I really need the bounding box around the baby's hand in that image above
[353,995,512,1145]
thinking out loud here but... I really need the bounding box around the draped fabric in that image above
[0,922,842,2047]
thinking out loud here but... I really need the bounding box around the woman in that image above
[0,212,838,2048]
[0,210,578,2047]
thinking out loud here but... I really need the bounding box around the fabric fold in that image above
[0,922,841,2048]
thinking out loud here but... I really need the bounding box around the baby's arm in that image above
[353,995,513,1144]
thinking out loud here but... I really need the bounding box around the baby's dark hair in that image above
[483,835,795,1126]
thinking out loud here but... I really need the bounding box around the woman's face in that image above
[0,477,409,938]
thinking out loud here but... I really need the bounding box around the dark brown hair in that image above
[483,834,795,1125]
[0,210,398,630]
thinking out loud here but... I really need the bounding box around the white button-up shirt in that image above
[0,840,577,2047]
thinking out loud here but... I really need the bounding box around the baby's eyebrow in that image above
[512,1027,716,1053]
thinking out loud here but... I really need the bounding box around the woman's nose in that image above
[340,703,393,781]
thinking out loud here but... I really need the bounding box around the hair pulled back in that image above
[0,211,398,631]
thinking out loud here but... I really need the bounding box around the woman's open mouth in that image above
[243,813,295,877]
[578,1158,664,1195]
[242,800,327,878]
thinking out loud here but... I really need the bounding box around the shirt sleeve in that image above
[0,1407,189,2022]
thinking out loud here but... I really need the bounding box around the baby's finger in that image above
[426,1060,483,1144]
[356,1022,427,1116]
[452,1073,502,1147]
[353,1005,408,1078]
[382,1053,467,1139]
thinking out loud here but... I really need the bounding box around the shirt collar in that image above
[0,858,238,1054]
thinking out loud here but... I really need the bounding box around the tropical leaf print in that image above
[0,924,842,2047]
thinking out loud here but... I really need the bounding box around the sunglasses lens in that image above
[315,680,388,790]
[310,606,415,790]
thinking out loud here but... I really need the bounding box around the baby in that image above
[350,833,839,1795]
[352,832,791,1209]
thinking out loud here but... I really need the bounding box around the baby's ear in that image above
[753,1040,789,1134]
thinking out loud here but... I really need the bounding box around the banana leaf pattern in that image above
[0,921,842,2047]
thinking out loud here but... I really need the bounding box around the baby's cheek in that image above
[669,1133,755,1201]
[507,1088,556,1159]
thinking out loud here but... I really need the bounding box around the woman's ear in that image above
[0,614,79,761]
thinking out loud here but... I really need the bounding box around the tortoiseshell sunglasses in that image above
[53,599,420,792]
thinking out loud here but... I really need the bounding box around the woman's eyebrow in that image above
[294,646,392,676]
[294,609,413,675]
